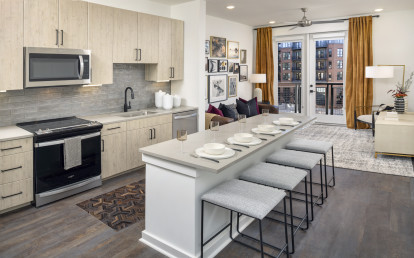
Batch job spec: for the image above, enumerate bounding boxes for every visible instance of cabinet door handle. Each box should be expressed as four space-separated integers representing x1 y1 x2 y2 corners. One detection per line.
1 146 22 152
61 30 64 45
153 128 156 139
149 129 153 140
56 29 59 46
2 192 23 199
107 126 121 131
170 67 173 78
1 166 23 173
138 49 142 61
172 67 175 78
102 139 105 152
135 48 139 61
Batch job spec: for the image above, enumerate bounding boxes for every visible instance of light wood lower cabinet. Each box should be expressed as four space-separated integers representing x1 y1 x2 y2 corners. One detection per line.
0 178 33 212
0 151 33 185
101 131 127 179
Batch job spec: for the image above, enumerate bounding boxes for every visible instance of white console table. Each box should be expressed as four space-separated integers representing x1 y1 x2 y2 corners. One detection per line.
375 112 414 158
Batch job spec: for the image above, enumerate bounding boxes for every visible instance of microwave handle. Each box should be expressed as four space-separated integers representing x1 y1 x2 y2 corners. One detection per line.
79 55 85 79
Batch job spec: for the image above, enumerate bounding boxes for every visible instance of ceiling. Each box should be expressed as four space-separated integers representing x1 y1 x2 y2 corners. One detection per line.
148 0 193 5
206 0 414 27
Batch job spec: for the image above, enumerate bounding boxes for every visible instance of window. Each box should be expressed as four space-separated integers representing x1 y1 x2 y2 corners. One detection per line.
282 52 291 60
337 60 343 69
294 62 301 70
337 48 343 57
317 61 325 70
295 72 302 81
282 73 291 81
283 63 291 70
317 50 325 58
317 72 325 80
337 71 343 80
328 61 332 69
328 48 332 57
328 73 332 81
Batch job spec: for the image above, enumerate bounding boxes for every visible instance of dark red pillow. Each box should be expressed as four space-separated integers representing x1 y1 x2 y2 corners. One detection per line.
239 97 260 114
207 104 224 116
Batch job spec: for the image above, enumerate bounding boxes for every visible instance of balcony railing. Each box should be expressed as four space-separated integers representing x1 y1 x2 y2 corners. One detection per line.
316 41 328 48
315 82 344 115
278 83 301 113
292 55 301 61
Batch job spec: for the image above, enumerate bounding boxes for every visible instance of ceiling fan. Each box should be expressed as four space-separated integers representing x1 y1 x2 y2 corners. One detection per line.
288 8 344 30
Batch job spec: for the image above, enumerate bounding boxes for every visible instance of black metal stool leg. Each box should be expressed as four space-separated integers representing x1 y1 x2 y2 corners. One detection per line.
201 200 204 258
309 169 314 221
259 220 264 258
283 198 290 257
332 146 336 186
289 191 294 254
305 177 309 229
324 154 328 198
316 159 324 206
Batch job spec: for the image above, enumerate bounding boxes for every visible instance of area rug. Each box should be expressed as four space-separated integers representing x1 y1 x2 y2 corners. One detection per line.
77 180 145 231
294 124 414 177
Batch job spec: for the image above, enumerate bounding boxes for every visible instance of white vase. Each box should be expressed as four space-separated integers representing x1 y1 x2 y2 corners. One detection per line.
155 90 165 108
173 95 181 107
163 94 173 110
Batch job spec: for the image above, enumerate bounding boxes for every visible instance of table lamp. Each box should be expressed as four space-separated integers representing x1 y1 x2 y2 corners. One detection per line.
365 66 394 79
250 74 266 102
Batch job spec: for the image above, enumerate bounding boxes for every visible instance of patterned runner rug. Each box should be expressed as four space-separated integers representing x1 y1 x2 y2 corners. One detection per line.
294 124 414 177
77 179 145 231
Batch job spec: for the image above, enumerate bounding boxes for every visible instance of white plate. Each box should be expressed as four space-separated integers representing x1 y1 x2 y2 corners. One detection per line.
273 120 300 126
227 137 262 146
252 128 282 135
195 147 236 159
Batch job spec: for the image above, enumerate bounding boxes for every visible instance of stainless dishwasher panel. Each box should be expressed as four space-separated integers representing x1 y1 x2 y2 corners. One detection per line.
172 110 198 138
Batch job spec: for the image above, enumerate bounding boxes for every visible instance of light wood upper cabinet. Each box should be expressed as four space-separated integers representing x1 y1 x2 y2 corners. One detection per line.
101 131 127 179
171 19 184 80
145 17 183 81
58 0 88 49
0 0 23 91
88 3 114 85
113 8 138 63
137 13 159 64
24 0 59 48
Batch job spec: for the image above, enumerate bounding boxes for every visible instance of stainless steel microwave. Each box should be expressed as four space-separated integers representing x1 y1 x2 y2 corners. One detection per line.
24 47 91 88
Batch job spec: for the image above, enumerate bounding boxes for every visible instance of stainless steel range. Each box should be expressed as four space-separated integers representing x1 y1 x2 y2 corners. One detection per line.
17 117 103 207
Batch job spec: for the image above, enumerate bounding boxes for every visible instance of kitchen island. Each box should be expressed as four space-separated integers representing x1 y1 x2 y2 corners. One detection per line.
139 113 316 258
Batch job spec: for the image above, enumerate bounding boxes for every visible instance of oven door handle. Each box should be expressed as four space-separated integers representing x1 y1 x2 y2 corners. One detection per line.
35 132 101 148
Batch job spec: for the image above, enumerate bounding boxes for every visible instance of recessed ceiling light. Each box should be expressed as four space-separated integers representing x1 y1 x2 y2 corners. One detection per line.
374 8 383 12
226 5 235 10
269 21 276 24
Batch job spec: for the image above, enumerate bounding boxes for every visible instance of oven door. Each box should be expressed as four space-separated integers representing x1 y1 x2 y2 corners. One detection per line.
34 132 101 194
24 47 91 88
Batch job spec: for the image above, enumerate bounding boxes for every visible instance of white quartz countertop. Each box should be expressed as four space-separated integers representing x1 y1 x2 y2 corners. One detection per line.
140 113 316 173
0 126 33 142
82 106 198 125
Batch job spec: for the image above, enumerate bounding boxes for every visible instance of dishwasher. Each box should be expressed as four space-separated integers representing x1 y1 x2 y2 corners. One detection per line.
172 110 198 138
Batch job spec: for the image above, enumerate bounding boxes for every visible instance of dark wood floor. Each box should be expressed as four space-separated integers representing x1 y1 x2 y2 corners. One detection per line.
1 166 413 258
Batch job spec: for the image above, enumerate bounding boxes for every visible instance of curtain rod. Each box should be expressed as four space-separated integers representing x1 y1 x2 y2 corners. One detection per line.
253 15 380 30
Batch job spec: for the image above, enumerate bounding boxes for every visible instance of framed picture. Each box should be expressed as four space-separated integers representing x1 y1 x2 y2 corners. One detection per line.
205 40 210 55
208 74 228 103
205 57 208 72
240 49 247 64
227 41 239 59
228 75 238 97
239 65 248 81
228 62 235 73
218 60 228 72
208 59 218 73
233 63 240 74
210 36 226 58
206 76 208 100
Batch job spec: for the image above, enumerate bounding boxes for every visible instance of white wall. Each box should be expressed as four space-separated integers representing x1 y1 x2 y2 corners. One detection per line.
372 9 414 111
84 0 171 17
205 15 254 108
171 0 206 131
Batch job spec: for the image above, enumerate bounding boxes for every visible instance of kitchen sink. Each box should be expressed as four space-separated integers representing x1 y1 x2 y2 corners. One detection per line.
116 110 159 118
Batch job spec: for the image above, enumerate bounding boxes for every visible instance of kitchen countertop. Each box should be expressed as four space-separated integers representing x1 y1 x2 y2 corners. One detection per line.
82 106 198 125
0 126 34 142
140 113 316 173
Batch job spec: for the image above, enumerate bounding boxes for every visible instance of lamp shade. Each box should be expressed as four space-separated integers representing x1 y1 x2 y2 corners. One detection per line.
365 66 394 78
250 74 267 83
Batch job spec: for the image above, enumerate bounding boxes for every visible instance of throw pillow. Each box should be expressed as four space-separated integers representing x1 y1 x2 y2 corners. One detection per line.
207 104 224 116
236 99 258 118
239 97 260 114
219 103 239 120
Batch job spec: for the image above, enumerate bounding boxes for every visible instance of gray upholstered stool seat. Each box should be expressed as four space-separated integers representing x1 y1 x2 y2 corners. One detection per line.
201 179 286 220
266 149 322 170
240 163 307 191
285 139 332 154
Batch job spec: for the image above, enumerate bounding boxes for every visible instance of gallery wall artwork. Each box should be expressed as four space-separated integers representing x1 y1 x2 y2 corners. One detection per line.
208 59 218 73
239 65 248 82
228 75 238 97
210 36 226 58
208 74 228 103
218 60 228 72
205 40 210 55
240 49 247 64
227 41 239 59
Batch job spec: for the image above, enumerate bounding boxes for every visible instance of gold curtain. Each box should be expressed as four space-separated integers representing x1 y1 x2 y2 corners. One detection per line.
345 16 373 129
255 27 275 105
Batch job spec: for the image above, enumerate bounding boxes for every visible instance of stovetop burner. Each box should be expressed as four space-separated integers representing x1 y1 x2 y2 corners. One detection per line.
17 116 102 136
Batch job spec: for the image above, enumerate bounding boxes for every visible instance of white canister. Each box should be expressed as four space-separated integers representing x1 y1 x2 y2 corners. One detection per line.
162 94 173 110
173 95 181 108
155 90 166 108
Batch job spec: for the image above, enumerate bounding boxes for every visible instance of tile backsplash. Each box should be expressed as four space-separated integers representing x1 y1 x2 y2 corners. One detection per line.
0 64 170 127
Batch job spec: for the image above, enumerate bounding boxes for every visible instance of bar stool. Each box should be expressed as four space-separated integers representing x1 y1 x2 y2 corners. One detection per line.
266 149 324 221
201 179 289 258
239 162 308 254
285 139 336 197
